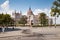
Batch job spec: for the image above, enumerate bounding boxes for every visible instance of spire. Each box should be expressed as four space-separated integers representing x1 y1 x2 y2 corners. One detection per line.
27 6 34 15
20 11 22 13
29 6 31 10
15 10 16 14
20 11 22 15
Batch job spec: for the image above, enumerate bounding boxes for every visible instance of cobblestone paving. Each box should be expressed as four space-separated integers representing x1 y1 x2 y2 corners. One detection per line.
0 27 60 40
0 34 60 40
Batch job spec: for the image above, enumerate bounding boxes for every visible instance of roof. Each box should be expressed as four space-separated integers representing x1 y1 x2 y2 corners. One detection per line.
27 7 34 15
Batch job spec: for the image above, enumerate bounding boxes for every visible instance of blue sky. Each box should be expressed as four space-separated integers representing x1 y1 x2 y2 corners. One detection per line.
1 0 60 24
9 0 54 10
0 0 54 13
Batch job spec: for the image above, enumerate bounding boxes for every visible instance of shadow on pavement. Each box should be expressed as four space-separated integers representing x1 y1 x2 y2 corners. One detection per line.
23 32 44 37
0 28 21 32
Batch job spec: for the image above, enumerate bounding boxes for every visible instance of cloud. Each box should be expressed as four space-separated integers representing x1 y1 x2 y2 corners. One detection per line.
1 0 9 11
33 8 60 24
33 8 51 17
33 9 43 15
0 0 14 16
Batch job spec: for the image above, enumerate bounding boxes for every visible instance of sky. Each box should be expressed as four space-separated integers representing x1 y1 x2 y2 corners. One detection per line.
0 0 60 24
0 0 54 15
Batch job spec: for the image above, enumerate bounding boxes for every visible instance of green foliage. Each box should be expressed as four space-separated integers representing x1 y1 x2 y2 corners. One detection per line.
32 25 49 27
0 14 14 27
19 16 27 25
51 0 60 17
39 13 48 26
50 0 60 28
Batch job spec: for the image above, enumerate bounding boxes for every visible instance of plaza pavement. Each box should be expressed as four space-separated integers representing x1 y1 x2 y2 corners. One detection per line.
0 26 60 40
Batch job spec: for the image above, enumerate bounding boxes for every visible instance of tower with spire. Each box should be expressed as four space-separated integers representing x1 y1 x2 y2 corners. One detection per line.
12 10 22 23
27 7 34 15
27 7 34 26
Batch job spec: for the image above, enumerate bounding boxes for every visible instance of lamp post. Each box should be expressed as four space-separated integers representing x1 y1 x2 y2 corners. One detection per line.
54 12 58 28
55 15 56 28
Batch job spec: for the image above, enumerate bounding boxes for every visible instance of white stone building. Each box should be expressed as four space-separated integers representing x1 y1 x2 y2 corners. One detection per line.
11 8 53 26
27 8 35 25
12 11 22 24
27 8 53 25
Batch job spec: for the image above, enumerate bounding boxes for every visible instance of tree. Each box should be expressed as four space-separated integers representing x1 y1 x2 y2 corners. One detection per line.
39 13 48 26
0 14 14 27
19 15 27 25
9 18 15 26
50 0 60 28
0 13 15 32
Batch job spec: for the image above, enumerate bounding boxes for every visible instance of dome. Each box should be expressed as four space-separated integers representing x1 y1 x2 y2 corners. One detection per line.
27 7 34 15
